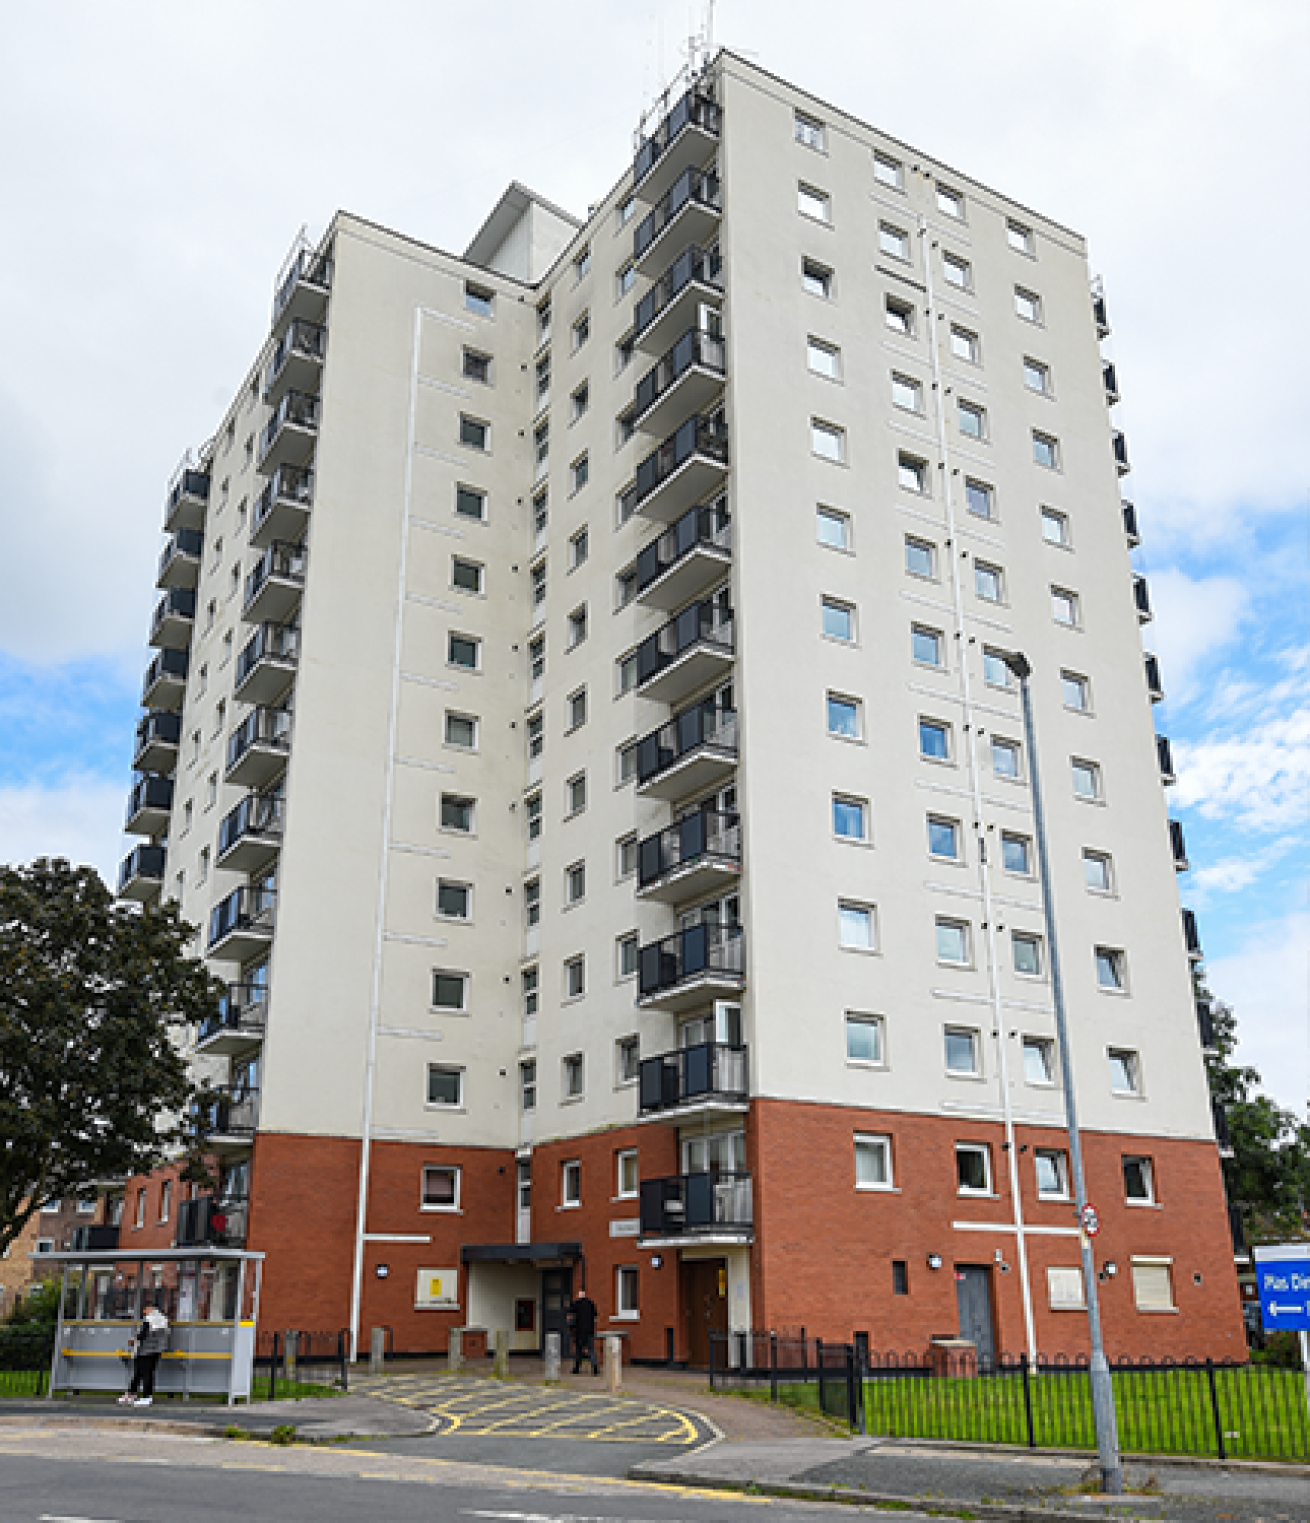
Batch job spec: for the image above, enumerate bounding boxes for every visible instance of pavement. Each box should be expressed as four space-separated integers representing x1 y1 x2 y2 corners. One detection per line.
5 1361 1308 1521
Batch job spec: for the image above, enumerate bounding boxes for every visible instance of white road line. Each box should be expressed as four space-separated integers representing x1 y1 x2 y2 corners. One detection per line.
40 1515 124 1523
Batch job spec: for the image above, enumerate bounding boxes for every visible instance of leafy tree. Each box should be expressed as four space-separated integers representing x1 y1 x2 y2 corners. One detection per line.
0 858 223 1258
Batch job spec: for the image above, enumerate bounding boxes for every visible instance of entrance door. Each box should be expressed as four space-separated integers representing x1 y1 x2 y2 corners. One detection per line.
954 1264 996 1365
682 1258 728 1368
541 1267 573 1359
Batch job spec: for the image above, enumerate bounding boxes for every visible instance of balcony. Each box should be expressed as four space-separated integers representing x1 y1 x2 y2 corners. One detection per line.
638 922 744 1012
1182 908 1202 964
632 85 721 204
204 1087 261 1150
1195 995 1216 1050
163 467 210 533
1132 573 1152 624
251 464 313 549
117 844 165 903
1157 734 1176 785
156 528 203 591
636 500 731 611
148 587 196 649
1169 818 1189 872
637 811 741 904
633 413 728 523
639 1170 752 1246
639 1042 748 1121
176 1193 248 1247
1121 500 1140 547
125 773 174 836
637 702 737 800
1103 362 1120 404
217 789 285 872
69 1225 119 1253
1228 1203 1248 1262
141 647 189 709
133 711 181 774
257 389 320 475
1212 1099 1234 1157
633 167 722 276
1093 291 1110 339
1112 429 1131 476
633 328 726 438
243 541 306 625
225 705 291 788
197 984 268 1056
635 599 733 706
1144 653 1164 703
265 318 326 402
235 622 299 704
207 885 276 962
633 244 723 353
272 244 332 330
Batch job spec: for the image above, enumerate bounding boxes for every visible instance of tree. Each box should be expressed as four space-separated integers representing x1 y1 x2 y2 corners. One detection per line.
0 858 223 1258
1203 987 1310 1246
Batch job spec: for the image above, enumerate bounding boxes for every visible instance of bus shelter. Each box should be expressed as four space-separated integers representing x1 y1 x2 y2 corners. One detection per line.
42 1245 263 1404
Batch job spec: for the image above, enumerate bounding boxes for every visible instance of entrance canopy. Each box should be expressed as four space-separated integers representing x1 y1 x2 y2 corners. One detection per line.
460 1241 581 1265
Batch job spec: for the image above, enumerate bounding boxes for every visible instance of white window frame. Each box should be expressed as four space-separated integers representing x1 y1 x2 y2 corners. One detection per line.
615 1264 640 1318
1035 1148 1070 1199
807 337 841 380
561 1159 582 1207
426 1064 464 1109
421 1165 461 1212
615 1148 639 1199
944 1026 981 1078
798 182 832 224
561 1051 585 1101
936 917 971 966
1108 1047 1142 1096
431 970 469 1013
955 1142 993 1195
838 899 877 952
845 1012 886 1067
855 1133 894 1190
879 222 910 261
811 418 846 463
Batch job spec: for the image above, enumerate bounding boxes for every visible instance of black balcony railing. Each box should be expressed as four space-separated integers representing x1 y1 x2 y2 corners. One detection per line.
134 710 181 759
218 790 285 859
199 983 269 1046
634 245 723 338
1103 362 1120 402
149 587 196 638
637 703 737 786
69 1225 119 1253
125 773 174 826
634 413 728 506
259 389 320 461
1195 996 1215 1049
1093 292 1110 337
176 1193 248 1248
639 1042 748 1115
165 467 210 522
638 810 740 890
1228 1202 1248 1258
1121 500 1139 544
266 318 327 389
1113 429 1131 474
633 329 726 420
236 622 300 688
1182 908 1202 962
252 463 314 535
1156 734 1175 783
226 706 292 774
208 885 276 951
141 647 189 702
636 599 733 689
1144 653 1164 701
117 843 165 894
204 1086 261 1139
157 528 203 580
633 86 721 187
634 167 721 262
639 1170 752 1238
1212 1100 1233 1151
273 246 333 324
244 541 307 611
1133 573 1152 620
639 922 744 999
636 501 731 595
1169 818 1189 871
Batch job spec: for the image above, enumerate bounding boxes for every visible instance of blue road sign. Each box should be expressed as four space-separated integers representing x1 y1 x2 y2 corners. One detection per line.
1253 1244 1310 1334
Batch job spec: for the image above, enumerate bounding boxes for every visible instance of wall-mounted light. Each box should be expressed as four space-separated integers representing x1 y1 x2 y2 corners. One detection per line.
927 1254 943 1271
1098 1261 1117 1282
376 1265 389 1279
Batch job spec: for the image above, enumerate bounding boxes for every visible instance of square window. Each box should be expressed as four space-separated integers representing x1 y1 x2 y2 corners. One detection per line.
927 815 960 859
1096 946 1127 992
437 880 471 920
879 223 910 260
833 795 868 841
440 794 474 833
565 955 585 999
1072 758 1101 800
422 1165 459 1210
1062 671 1090 711
958 399 986 439
956 1143 991 1194
520 1059 537 1112
1132 1258 1174 1310
846 1014 885 1065
798 183 831 222
873 151 903 189
448 633 480 670
617 934 639 980
1083 850 1112 893
943 252 971 289
464 283 494 317
795 111 825 149
427 1065 463 1106
937 185 965 219
821 597 855 642
562 1159 581 1205
898 454 928 494
522 966 539 1017
1013 931 1043 977
974 561 1004 602
913 625 944 668
919 718 950 761
839 901 876 951
811 418 846 462
565 861 586 904
616 1147 639 1197
1015 286 1042 323
965 479 994 519
982 648 1013 688
827 693 861 739
1109 1048 1141 1095
945 1027 980 1075
905 537 935 578
802 258 833 299
950 326 979 363
616 1264 640 1316
455 486 486 521
1033 431 1060 470
1023 357 1051 395
459 416 489 451
817 506 850 550
567 688 587 730
445 712 477 749
432 971 467 1011
992 737 1022 779
462 348 492 384
1123 1157 1155 1204
885 297 914 336
807 338 841 379
562 1052 584 1098
566 773 587 816
892 374 922 413
1024 1036 1055 1086
1007 220 1035 255
571 455 589 493
1035 1149 1070 1198
936 918 970 965
1051 586 1080 626
1041 507 1069 545
855 1134 893 1189
452 557 483 594
616 1035 640 1083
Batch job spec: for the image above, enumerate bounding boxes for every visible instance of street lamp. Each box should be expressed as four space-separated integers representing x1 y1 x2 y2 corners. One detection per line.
1005 650 1124 1496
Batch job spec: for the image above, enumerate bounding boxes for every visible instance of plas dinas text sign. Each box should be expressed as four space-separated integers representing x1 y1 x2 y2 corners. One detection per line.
1252 1243 1310 1334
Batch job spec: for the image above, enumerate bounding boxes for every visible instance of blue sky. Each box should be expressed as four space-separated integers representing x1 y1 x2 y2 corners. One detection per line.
1 0 1305 1111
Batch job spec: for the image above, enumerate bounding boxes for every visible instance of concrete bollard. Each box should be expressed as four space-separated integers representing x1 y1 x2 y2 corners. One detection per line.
369 1326 386 1377
448 1327 463 1374
284 1329 299 1384
543 1331 561 1382
493 1328 510 1378
604 1334 622 1393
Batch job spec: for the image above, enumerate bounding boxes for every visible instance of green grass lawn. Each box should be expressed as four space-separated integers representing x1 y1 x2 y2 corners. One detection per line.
0 1369 47 1398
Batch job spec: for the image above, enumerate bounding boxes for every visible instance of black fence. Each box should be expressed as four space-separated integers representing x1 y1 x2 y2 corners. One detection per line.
254 1329 349 1399
709 1334 1310 1463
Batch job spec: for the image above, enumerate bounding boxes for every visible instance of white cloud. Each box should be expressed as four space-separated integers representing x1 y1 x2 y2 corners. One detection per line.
0 777 123 886
1175 710 1310 831
1208 911 1310 1116
1190 850 1286 900
1146 569 1249 703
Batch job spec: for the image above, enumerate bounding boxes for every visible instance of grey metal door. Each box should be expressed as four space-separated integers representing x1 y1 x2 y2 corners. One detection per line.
954 1265 996 1365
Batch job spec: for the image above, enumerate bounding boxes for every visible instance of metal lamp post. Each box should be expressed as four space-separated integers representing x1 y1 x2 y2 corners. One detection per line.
1005 650 1124 1496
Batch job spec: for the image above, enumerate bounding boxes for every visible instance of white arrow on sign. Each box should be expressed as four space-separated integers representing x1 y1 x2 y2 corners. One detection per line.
1268 1301 1307 1316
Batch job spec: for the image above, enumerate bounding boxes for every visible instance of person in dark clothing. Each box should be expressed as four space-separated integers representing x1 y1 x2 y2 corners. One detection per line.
118 1301 170 1406
566 1289 599 1374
